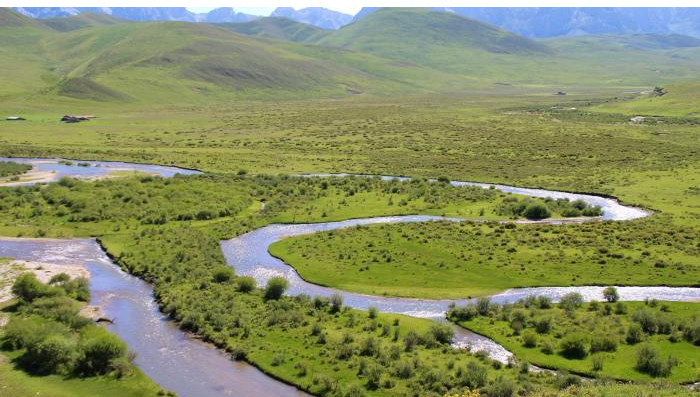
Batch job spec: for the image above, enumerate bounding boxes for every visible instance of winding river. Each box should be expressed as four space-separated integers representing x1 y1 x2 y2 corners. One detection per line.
0 158 697 396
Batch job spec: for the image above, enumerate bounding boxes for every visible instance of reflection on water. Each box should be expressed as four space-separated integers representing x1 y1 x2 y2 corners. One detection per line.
0 157 200 185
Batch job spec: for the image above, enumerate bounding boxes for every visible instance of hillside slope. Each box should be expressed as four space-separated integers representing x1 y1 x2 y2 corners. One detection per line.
217 17 330 43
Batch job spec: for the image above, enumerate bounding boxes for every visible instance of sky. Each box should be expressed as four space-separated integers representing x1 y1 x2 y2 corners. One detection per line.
187 7 362 16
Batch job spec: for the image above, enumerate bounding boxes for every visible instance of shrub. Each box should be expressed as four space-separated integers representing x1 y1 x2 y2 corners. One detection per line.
236 276 256 293
523 331 538 348
12 273 57 302
360 336 380 356
602 286 619 303
541 341 555 355
636 345 675 377
330 293 343 313
78 330 128 375
2 317 56 350
212 267 234 283
558 373 581 389
264 277 288 300
632 308 658 334
363 364 383 389
592 356 604 371
24 334 76 375
534 317 552 334
626 323 644 344
368 306 378 319
590 335 617 352
559 292 584 312
523 202 551 220
450 304 478 321
486 375 516 397
429 323 454 344
271 353 285 366
392 359 414 379
476 297 491 315
457 361 487 389
560 333 588 359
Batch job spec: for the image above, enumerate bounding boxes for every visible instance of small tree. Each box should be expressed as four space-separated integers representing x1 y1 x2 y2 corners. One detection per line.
264 277 288 300
523 202 551 220
602 286 619 303
559 292 584 312
560 333 588 359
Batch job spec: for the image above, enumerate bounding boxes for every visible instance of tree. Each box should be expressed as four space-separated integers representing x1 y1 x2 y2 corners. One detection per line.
602 286 619 303
523 202 551 220
264 277 288 300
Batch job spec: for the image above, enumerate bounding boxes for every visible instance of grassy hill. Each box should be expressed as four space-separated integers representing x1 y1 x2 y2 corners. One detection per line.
41 12 124 32
217 17 330 43
3 7 700 105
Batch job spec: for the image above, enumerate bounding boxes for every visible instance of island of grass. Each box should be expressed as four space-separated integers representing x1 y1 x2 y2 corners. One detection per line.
268 220 699 299
0 161 31 180
448 292 700 383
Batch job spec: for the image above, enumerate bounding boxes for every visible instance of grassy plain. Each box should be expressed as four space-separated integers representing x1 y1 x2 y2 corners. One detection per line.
0 354 162 397
450 300 700 383
269 220 699 299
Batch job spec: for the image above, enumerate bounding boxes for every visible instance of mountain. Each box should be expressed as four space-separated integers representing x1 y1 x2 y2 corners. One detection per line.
11 7 259 24
271 7 352 30
41 12 124 32
354 7 700 39
202 8 258 23
320 8 550 74
217 17 330 43
12 7 79 19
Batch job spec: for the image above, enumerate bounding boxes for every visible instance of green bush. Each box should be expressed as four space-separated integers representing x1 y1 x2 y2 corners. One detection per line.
486 375 516 397
523 202 551 220
590 334 617 352
559 292 584 312
236 276 256 293
522 331 538 348
264 277 289 300
12 273 57 302
212 267 234 283
560 333 589 359
78 329 128 375
428 323 454 344
457 361 487 389
635 345 675 377
626 323 644 344
602 286 619 303
23 334 76 375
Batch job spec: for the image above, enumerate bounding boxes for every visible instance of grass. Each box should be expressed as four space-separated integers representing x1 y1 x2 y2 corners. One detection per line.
0 350 163 397
450 300 700 383
269 219 699 299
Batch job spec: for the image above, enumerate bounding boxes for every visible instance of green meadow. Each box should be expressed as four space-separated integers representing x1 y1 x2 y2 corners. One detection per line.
449 299 700 383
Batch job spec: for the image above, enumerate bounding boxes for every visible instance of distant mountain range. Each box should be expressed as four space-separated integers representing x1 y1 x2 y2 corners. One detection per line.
355 7 700 38
3 6 700 105
270 7 352 30
11 7 348 28
13 7 700 38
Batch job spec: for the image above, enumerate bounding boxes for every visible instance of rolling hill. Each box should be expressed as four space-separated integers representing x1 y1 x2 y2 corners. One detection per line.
217 17 330 43
3 7 700 106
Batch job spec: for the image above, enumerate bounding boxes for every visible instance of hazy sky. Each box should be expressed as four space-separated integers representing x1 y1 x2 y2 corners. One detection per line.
187 7 362 16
